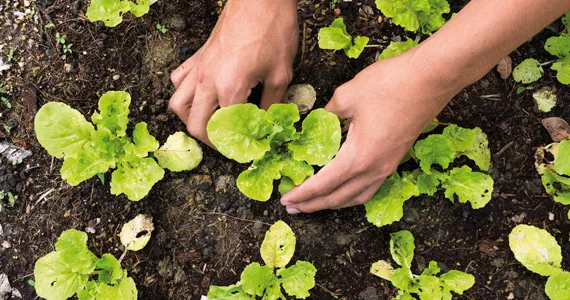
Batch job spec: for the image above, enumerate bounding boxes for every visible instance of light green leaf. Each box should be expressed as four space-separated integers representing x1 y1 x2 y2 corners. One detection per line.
90 128 126 160
541 168 570 205
365 173 420 227
34 251 90 300
391 268 414 291
54 229 98 275
512 58 543 84
77 275 137 300
277 261 317 299
551 58 570 85
91 91 131 137
461 127 491 171
419 0 450 34
545 271 570 300
555 139 570 176
260 221 296 268
441 166 493 209
421 261 441 276
61 143 115 186
416 172 442 196
289 109 341 166
132 122 159 157
545 36 570 58
442 125 476 152
280 155 314 185
207 104 273 163
237 153 283 201
154 132 203 172
370 260 395 281
318 18 352 50
390 230 415 269
267 103 300 128
345 36 369 59
120 214 154 251
508 224 563 276
394 291 416 300
86 0 131 27
440 270 475 295
416 275 442 299
96 254 123 285
375 0 430 32
128 0 149 17
379 38 418 60
532 87 557 113
414 134 455 173
110 157 165 201
207 284 253 300
278 177 296 196
240 263 274 297
34 102 95 159
263 281 285 300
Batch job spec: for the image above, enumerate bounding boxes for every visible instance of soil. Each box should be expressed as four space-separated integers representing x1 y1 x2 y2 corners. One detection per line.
1 0 570 299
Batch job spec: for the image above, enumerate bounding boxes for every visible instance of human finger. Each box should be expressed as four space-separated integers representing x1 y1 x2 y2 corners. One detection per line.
260 72 291 109
169 68 198 125
338 180 383 209
171 54 199 89
187 83 218 145
324 85 353 120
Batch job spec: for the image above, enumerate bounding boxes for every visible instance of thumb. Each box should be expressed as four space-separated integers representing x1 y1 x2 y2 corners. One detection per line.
324 85 353 120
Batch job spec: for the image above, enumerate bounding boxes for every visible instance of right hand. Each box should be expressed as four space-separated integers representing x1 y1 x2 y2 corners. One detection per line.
169 0 299 145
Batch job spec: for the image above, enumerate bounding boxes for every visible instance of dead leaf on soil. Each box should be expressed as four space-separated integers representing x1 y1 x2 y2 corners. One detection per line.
535 142 559 175
120 214 154 251
496 56 512 80
541 117 570 142
22 83 37 115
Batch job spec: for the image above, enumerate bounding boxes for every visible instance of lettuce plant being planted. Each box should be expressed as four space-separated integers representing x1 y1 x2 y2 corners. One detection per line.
34 91 203 201
371 230 475 299
208 221 317 299
86 0 156 27
365 124 494 227
535 137 570 218
207 103 341 201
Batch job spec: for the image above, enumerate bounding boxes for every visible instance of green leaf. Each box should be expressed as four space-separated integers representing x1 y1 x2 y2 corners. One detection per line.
391 267 414 290
91 91 131 137
267 103 300 128
318 18 352 50
86 0 131 27
278 177 296 196
370 260 395 281
512 58 543 84
414 134 455 173
77 275 137 300
90 128 126 160
545 36 570 58
419 0 450 34
280 155 314 185
345 36 369 59
61 142 115 186
34 102 95 159
240 263 274 297
288 109 341 166
154 132 203 172
541 168 570 204
416 275 442 299
442 125 476 152
545 271 570 300
96 254 123 285
237 153 283 201
110 157 165 201
551 58 570 85
207 104 273 163
532 87 557 113
461 127 491 171
441 166 493 209
555 138 570 176
365 173 420 227
34 251 90 300
416 172 442 196
132 122 159 157
379 38 418 60
440 270 475 295
421 261 441 276
54 230 98 275
120 214 154 251
375 0 430 32
208 284 253 300
277 261 317 299
128 0 149 17
260 221 296 268
262 281 285 300
508 224 563 276
390 230 415 269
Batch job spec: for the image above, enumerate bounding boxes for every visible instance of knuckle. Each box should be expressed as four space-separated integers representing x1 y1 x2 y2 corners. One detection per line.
168 97 183 112
187 123 205 140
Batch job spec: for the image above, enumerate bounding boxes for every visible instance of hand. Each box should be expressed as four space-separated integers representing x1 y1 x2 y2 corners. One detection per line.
280 49 462 213
169 0 298 144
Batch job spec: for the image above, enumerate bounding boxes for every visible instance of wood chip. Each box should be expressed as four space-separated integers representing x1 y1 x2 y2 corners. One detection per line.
496 56 512 80
541 117 570 142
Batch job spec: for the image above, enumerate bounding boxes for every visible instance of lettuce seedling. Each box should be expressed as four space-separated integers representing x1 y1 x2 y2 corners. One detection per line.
208 221 317 299
535 138 570 216
365 125 494 227
512 58 544 84
318 18 370 59
371 230 475 299
378 38 418 60
34 229 137 300
207 103 341 201
34 91 203 201
375 0 450 34
509 225 570 300
86 0 152 27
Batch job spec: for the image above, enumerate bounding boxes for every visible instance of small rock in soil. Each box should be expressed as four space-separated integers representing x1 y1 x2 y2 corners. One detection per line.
510 213 526 223
1 241 11 249
284 84 316 114
215 175 235 192
358 287 379 300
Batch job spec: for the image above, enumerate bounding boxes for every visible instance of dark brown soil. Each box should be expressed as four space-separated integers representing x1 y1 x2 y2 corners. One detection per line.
1 0 569 299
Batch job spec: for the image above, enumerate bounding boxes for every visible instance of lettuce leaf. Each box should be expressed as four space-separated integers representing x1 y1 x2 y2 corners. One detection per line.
277 261 317 299
131 122 159 157
318 18 369 59
260 221 296 269
442 124 476 152
461 127 491 171
154 132 203 172
414 134 455 173
513 58 543 84
61 143 115 186
110 157 165 201
365 173 420 227
86 0 132 27
440 270 475 295
440 166 493 209
375 0 429 32
545 271 570 300
236 153 283 201
541 168 570 205
508 224 563 276
555 139 570 176
378 38 418 60
91 91 131 137
96 254 123 285
345 36 370 59
240 263 274 297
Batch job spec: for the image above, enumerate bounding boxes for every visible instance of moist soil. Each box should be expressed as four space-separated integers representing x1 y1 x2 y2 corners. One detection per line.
1 0 570 299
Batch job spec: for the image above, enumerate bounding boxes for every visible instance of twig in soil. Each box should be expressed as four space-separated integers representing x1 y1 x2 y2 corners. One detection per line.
364 44 384 48
35 188 54 205
316 284 342 299
540 60 557 66
494 141 514 157
198 211 271 226
480 94 502 101
118 247 129 264
13 273 33 282
295 21 308 71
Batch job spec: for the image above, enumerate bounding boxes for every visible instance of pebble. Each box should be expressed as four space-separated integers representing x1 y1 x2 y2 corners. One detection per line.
507 292 514 299
64 63 72 73
1 241 11 249
85 227 96 234
548 212 554 221
284 84 316 114
112 75 120 80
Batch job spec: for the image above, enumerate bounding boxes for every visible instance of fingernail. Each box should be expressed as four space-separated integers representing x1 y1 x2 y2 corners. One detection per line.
280 198 290 205
286 207 300 214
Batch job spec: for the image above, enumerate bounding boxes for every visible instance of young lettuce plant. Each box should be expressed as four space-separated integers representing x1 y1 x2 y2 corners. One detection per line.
207 103 341 201
86 0 156 27
535 137 570 218
34 91 202 201
378 38 418 60
371 230 475 299
207 221 317 299
509 225 570 300
365 125 494 227
375 0 450 34
318 18 370 59
34 229 137 300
